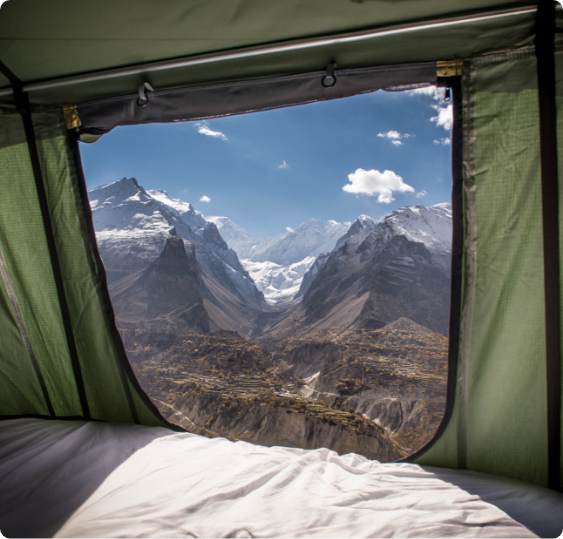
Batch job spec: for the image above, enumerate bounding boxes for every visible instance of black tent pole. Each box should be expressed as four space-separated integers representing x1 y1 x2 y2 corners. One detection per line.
535 0 562 492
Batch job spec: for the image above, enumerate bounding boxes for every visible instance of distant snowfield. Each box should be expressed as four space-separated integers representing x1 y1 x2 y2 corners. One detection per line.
241 256 317 306
207 216 349 307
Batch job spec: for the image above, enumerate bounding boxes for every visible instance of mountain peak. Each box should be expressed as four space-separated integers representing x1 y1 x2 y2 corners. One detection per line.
155 235 191 269
110 235 210 334
202 222 229 251
383 203 452 254
335 214 377 249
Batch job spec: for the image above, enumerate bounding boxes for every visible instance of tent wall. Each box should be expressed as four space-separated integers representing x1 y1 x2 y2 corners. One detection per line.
75 62 437 137
0 0 561 493
0 107 171 427
415 48 563 491
0 1 540 106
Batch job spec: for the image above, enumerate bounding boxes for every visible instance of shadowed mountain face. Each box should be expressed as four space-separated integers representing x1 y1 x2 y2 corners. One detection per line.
111 235 210 334
355 237 450 334
89 177 266 310
263 205 452 337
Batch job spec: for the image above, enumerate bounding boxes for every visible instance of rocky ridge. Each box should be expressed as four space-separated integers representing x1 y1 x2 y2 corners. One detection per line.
263 203 452 337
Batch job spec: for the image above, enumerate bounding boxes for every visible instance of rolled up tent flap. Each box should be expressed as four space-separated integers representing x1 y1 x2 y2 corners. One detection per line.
75 62 438 137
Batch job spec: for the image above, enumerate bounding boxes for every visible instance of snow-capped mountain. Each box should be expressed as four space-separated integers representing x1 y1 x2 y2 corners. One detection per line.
207 216 349 305
89 178 266 334
209 216 348 266
148 189 207 231
206 216 260 255
90 178 347 309
90 178 452 336
264 203 452 337
334 214 379 250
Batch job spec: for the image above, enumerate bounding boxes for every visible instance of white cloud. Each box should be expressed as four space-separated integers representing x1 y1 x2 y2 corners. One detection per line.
278 160 288 169
342 168 415 204
409 86 454 131
378 130 413 145
378 130 401 140
431 104 453 131
416 190 428 198
327 220 341 227
433 137 451 146
344 221 352 226
409 85 443 100
286 226 295 233
200 195 211 203
194 123 227 140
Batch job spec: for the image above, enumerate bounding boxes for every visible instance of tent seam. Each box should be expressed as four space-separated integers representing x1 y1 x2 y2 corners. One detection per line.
458 57 478 471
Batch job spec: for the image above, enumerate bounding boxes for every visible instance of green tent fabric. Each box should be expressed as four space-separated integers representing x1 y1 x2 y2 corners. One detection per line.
0 0 561 495
0 107 169 427
0 1 545 106
417 48 563 491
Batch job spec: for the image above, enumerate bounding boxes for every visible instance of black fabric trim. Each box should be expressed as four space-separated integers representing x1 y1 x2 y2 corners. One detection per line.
76 62 437 136
400 75 463 464
536 0 562 492
68 131 184 433
0 60 91 420
0 61 19 86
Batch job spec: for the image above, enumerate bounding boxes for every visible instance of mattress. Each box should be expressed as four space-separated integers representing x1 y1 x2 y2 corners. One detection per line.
0 418 561 538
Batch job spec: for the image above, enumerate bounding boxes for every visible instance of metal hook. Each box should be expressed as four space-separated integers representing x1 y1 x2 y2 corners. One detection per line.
322 62 337 87
137 82 155 107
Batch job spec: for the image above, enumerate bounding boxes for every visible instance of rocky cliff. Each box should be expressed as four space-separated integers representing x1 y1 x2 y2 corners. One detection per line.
263 204 452 337
110 234 210 334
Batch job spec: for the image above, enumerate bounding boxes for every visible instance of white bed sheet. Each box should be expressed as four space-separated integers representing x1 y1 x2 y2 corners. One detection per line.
0 418 561 538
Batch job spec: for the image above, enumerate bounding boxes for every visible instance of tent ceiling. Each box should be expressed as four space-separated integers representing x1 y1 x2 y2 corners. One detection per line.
0 0 543 105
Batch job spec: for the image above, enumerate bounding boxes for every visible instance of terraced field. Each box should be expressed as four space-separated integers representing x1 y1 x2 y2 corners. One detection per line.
127 320 447 460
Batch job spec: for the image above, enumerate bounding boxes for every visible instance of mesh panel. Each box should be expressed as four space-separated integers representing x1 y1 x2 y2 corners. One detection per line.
0 247 49 416
0 107 168 426
0 111 81 416
417 50 558 488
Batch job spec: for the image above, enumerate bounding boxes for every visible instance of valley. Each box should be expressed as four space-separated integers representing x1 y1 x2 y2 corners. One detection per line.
126 318 447 459
90 177 452 461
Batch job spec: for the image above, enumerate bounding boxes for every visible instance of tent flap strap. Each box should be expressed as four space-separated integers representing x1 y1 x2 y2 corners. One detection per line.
436 59 463 77
63 104 82 129
535 0 562 492
0 60 91 420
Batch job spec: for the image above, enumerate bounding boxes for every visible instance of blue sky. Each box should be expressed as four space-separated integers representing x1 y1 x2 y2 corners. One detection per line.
81 86 452 238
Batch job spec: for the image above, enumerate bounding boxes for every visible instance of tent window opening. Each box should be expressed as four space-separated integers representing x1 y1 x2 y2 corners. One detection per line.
82 85 454 461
